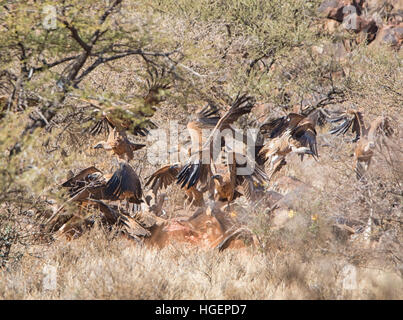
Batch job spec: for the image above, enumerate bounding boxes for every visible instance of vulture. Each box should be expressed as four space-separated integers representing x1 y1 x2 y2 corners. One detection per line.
292 104 334 128
328 109 394 179
93 126 145 161
61 163 143 205
144 103 221 208
143 66 172 107
45 164 144 238
52 171 163 241
186 102 221 154
145 163 205 208
176 94 268 208
258 113 319 180
84 66 172 137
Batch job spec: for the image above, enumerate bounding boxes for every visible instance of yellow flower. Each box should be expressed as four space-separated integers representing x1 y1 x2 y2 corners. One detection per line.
311 214 319 221
230 211 237 218
288 209 295 218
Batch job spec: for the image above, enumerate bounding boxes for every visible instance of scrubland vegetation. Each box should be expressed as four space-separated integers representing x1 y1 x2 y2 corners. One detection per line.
0 0 402 299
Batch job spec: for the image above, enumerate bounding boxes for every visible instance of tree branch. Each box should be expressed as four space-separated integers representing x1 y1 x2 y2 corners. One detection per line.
74 49 178 85
89 0 123 45
33 55 81 73
59 18 91 52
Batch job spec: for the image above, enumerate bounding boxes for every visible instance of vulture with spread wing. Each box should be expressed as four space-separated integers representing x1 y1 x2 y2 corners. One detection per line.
328 109 394 179
87 66 171 137
144 103 221 208
258 113 319 180
61 162 143 205
176 94 268 208
145 163 205 208
84 66 173 163
93 126 145 161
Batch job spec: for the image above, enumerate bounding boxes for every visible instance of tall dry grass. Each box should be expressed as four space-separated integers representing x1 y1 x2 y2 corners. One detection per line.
1 223 401 300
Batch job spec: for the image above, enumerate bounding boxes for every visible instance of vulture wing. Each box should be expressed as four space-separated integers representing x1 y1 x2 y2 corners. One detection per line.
105 162 143 202
260 113 305 139
187 102 221 154
329 110 364 142
145 164 181 195
177 94 255 189
61 167 104 198
291 119 319 159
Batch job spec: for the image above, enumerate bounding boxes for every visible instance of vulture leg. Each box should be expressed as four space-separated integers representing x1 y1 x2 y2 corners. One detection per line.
225 196 234 212
184 192 192 211
267 156 286 180
188 198 196 210
355 158 371 181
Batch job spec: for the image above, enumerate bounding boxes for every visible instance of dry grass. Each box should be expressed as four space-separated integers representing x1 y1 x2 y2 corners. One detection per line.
1 0 402 300
1 223 401 300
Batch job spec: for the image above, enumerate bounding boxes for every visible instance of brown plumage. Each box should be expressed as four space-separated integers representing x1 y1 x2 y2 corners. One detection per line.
61 162 143 205
143 103 221 208
177 94 256 189
259 113 319 180
211 150 268 205
83 100 158 137
211 153 239 203
292 104 334 127
143 66 172 107
329 110 394 179
177 94 267 207
93 126 145 161
47 164 143 236
104 162 143 204
85 67 171 137
61 166 106 202
186 102 221 155
48 196 163 242
145 163 205 208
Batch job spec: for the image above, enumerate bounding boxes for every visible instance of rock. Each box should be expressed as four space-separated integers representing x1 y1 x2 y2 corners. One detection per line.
318 0 364 22
370 23 403 49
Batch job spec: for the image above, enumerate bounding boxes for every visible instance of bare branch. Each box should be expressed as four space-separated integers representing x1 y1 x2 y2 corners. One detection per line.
33 55 81 73
59 18 91 52
74 49 179 85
